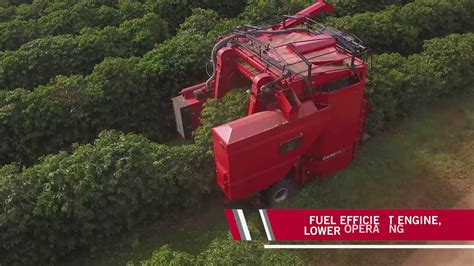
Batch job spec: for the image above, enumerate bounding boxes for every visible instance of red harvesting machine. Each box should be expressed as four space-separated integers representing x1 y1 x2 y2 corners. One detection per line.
173 0 369 204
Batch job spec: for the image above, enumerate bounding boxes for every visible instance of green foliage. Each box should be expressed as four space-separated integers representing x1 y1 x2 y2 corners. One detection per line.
0 13 243 262
35 1 121 35
328 6 418 53
1 0 472 168
0 76 92 165
139 233 306 265
327 0 412 16
241 0 312 24
0 13 243 166
0 130 212 264
178 8 219 34
0 0 244 48
147 0 246 32
140 245 197 266
0 4 16 22
0 1 128 51
0 0 119 23
194 89 249 153
118 0 147 20
365 33 474 133
0 12 169 90
327 0 474 54
7 0 73 21
0 57 152 165
241 0 411 23
422 33 474 92
364 53 408 132
3 0 32 6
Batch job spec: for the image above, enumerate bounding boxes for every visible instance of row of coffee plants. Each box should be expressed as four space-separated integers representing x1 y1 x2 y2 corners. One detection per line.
0 0 470 166
139 235 305 265
0 1 127 51
0 12 169 90
327 0 473 54
0 0 247 51
0 130 212 264
365 33 474 133
0 9 238 165
241 0 413 24
1 33 472 264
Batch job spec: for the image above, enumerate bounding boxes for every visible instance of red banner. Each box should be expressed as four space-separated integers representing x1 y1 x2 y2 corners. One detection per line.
225 209 252 241
258 209 474 241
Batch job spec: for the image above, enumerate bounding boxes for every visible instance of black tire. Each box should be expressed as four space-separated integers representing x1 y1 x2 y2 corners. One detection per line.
264 178 297 206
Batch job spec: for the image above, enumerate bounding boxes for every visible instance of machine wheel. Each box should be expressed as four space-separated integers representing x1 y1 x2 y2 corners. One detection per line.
264 178 297 206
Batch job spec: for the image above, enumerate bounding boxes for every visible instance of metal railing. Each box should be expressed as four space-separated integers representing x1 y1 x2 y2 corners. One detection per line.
230 17 369 92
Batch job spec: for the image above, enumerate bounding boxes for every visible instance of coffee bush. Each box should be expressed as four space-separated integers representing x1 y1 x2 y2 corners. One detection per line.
365 33 474 133
327 0 473 53
0 13 169 90
0 130 212 264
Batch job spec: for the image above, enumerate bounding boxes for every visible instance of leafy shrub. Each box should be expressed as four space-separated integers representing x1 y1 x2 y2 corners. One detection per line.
422 33 474 92
4 0 72 21
365 33 474 133
2 0 32 7
0 59 143 165
194 89 249 153
327 0 412 16
241 0 312 24
364 53 408 132
241 0 412 24
327 0 474 54
178 8 219 34
0 0 120 23
0 4 15 22
140 245 197 266
0 12 243 166
1 0 472 167
0 1 127 51
0 130 212 264
0 0 242 48
118 0 147 20
139 233 306 266
147 0 247 32
0 13 169 90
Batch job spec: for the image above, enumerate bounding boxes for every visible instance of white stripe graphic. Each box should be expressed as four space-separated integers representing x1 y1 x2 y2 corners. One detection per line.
259 209 273 241
264 245 474 249
236 209 252 241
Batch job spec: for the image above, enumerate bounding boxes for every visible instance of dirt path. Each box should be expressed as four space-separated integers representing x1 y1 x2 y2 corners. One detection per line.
403 137 474 266
403 192 474 266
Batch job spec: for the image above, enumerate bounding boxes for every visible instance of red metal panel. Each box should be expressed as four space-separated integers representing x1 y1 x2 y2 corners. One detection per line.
212 102 330 200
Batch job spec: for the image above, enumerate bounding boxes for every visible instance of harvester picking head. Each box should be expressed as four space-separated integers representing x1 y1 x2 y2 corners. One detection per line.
172 0 369 202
